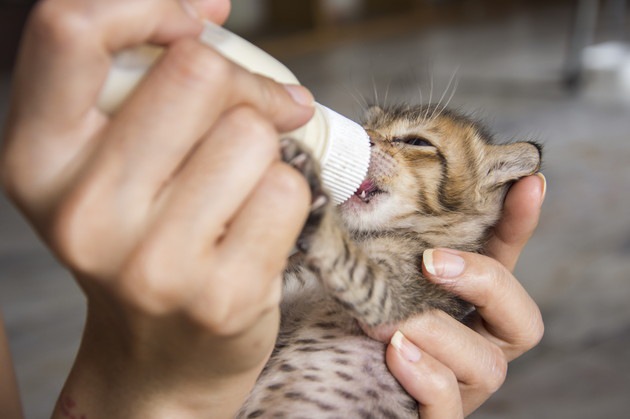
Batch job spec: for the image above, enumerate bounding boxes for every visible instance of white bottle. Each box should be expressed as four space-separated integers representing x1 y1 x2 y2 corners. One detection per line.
98 21 370 205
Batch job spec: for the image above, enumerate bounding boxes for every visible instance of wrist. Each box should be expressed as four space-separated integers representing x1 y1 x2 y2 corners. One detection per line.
51 305 270 419
53 340 261 419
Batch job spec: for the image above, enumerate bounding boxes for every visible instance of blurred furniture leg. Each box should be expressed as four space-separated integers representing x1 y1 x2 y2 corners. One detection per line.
564 0 599 90
564 0 626 90
602 0 627 41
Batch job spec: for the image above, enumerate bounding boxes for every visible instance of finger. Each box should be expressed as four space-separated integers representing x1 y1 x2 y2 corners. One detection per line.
107 104 285 308
191 162 310 334
484 174 546 271
215 161 310 272
101 37 313 198
398 311 507 414
153 106 291 250
400 311 507 391
2 0 205 207
387 331 464 419
12 0 204 129
423 249 544 359
114 104 289 300
183 0 232 24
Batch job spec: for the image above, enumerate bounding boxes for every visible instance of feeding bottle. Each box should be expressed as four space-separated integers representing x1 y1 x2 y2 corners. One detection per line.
98 21 370 204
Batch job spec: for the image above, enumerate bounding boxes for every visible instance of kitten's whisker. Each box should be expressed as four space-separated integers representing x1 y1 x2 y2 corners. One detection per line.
435 77 459 121
348 71 369 109
347 87 368 111
406 65 425 110
383 79 392 109
429 66 459 123
423 73 434 123
416 84 424 109
372 74 380 107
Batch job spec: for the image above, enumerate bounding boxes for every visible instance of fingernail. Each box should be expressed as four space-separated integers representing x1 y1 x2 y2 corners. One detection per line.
391 330 421 363
535 172 547 203
284 84 315 107
311 194 328 211
423 249 465 279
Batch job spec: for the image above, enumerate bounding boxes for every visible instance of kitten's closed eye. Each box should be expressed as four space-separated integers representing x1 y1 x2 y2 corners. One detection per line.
394 137 434 147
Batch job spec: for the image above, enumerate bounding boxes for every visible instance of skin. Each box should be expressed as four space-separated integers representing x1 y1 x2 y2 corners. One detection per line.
0 0 544 417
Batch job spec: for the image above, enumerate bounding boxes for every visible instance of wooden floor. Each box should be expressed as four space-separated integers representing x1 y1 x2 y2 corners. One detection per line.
2 2 630 418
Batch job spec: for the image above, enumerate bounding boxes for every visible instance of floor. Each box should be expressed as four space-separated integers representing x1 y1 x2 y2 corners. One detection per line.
1 3 630 419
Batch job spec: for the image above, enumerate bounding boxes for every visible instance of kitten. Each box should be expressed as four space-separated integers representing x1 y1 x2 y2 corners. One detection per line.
237 104 542 419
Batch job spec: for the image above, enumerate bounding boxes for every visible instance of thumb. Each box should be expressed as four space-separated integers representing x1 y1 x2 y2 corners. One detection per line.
484 174 546 271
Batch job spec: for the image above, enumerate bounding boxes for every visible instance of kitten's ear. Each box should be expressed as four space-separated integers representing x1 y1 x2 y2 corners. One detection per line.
483 142 542 188
364 105 384 122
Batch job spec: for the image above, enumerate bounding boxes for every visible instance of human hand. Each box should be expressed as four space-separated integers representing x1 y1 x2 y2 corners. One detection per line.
386 174 546 418
1 0 315 417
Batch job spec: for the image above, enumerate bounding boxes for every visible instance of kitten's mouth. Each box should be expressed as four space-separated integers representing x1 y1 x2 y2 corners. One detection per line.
354 179 383 204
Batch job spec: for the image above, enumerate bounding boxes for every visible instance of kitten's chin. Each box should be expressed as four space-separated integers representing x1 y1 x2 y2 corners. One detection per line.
339 192 385 219
338 189 393 231
342 192 385 208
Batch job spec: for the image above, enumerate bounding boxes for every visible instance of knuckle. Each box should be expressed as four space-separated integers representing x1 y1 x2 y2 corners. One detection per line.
202 305 267 338
29 0 93 47
482 347 508 394
119 242 187 315
254 77 297 123
49 189 103 275
255 78 281 114
266 163 310 200
414 310 447 341
473 258 509 307
164 39 232 88
522 308 545 350
218 107 281 168
425 366 458 397
532 317 545 347
189 292 235 336
188 268 280 337
198 310 237 336
228 107 279 155
484 258 507 289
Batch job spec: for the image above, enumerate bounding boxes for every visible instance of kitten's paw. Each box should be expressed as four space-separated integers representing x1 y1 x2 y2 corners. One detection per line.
279 137 330 252
280 137 324 196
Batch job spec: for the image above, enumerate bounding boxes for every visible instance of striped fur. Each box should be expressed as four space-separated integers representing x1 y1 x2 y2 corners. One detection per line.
237 105 542 418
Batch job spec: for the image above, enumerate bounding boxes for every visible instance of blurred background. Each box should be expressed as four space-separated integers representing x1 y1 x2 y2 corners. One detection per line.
1 0 629 418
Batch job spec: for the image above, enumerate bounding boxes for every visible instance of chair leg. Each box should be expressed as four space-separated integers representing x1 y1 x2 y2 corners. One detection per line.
601 0 627 41
564 0 599 90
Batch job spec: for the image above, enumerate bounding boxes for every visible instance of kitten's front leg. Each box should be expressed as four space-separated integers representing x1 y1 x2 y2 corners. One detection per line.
279 140 400 325
278 137 330 249
278 138 347 260
280 138 413 326
302 219 403 326
305 223 465 327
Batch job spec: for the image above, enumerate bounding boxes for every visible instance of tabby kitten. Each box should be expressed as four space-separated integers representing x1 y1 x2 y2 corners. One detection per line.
237 104 542 419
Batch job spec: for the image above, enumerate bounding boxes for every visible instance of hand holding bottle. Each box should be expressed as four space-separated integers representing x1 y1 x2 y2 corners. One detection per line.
99 20 371 204
1 0 315 416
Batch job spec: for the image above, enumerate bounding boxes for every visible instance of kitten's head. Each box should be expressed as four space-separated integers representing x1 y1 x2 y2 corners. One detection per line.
339 105 541 249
